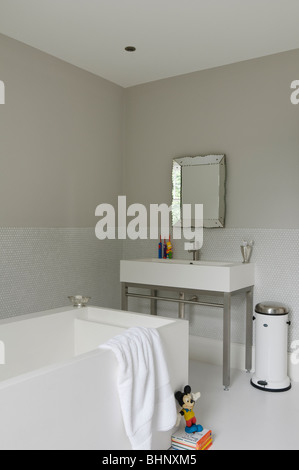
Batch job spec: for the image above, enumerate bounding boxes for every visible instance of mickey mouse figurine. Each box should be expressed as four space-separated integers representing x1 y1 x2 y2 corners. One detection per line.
174 385 203 433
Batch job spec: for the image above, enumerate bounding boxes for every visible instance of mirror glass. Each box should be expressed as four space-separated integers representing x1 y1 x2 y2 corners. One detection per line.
172 154 226 228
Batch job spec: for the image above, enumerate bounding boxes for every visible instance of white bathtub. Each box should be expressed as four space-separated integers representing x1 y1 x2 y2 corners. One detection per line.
0 306 188 450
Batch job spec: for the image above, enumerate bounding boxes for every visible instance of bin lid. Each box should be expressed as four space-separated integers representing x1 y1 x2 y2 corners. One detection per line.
255 302 289 315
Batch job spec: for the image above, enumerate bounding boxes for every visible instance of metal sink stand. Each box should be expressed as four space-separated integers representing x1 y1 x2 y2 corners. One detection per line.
121 282 254 391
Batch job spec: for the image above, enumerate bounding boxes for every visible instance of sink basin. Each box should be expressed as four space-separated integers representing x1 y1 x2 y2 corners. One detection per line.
120 258 255 292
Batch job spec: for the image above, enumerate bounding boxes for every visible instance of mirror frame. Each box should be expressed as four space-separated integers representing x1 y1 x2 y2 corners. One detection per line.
172 154 226 228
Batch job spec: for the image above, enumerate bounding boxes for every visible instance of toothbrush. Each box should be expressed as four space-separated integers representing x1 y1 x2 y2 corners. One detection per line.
167 234 173 259
158 235 162 259
163 238 167 259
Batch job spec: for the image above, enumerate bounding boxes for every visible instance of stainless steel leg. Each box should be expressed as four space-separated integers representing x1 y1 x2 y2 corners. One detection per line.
151 289 157 315
245 286 254 372
121 283 128 311
223 292 231 391
179 292 185 319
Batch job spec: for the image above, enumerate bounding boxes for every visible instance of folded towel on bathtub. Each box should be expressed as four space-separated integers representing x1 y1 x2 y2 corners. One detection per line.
99 327 177 450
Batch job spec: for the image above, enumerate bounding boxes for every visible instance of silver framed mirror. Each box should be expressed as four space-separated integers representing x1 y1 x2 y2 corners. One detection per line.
172 154 226 228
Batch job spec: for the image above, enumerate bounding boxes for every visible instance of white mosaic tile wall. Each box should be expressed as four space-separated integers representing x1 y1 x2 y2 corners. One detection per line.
123 229 299 350
0 227 298 352
0 228 121 319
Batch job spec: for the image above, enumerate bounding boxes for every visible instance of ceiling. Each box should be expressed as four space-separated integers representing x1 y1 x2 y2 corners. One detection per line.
0 0 299 88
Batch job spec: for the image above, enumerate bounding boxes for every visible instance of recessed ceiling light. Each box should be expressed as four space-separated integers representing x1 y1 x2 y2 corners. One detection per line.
125 46 136 52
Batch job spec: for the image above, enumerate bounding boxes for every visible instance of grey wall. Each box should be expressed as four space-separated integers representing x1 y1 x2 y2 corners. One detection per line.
124 49 299 229
0 33 124 227
0 34 124 316
123 50 299 348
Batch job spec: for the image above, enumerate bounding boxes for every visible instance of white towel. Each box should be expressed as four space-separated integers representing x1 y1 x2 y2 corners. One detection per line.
100 327 177 450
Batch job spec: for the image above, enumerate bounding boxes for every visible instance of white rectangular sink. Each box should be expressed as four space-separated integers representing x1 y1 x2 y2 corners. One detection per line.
120 258 255 292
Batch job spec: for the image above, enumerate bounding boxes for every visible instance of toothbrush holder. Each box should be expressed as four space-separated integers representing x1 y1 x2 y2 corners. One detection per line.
241 245 252 264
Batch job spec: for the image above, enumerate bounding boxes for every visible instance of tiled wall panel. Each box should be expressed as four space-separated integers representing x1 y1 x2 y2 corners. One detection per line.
0 227 298 351
123 229 299 349
0 228 121 319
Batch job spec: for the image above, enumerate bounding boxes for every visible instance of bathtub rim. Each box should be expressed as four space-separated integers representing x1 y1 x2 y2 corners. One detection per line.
0 304 179 327
0 304 187 389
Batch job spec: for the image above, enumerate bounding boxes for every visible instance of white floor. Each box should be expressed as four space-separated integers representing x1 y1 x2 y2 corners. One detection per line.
188 360 299 450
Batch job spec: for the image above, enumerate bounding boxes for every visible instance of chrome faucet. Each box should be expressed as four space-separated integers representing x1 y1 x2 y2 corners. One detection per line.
188 249 200 261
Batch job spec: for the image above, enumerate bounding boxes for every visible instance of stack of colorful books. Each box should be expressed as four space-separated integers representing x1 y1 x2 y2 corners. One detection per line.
171 428 213 451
